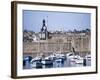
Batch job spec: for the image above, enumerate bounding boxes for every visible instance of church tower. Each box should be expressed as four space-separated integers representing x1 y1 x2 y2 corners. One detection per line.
39 19 48 40
41 19 47 32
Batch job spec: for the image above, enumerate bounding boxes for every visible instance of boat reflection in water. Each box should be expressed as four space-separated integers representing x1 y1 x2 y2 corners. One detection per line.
23 52 91 69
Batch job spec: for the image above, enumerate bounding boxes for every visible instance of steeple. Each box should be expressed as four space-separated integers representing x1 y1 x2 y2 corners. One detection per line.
39 19 48 40
41 19 47 32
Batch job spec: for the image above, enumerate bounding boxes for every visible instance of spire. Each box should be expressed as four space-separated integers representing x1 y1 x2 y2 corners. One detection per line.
43 19 45 27
41 19 47 32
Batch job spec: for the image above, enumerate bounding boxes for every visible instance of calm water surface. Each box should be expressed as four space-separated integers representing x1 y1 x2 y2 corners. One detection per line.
23 58 91 69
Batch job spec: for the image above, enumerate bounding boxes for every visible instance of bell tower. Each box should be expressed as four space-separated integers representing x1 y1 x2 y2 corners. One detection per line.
41 19 47 32
39 19 48 40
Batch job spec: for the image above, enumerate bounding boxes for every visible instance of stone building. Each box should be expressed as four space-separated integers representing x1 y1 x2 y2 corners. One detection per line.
23 19 91 57
23 32 90 57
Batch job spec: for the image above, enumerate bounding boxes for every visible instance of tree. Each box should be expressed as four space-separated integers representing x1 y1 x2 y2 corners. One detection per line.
85 28 90 32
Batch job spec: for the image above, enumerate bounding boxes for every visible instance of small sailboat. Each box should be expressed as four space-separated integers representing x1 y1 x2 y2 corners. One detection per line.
75 56 83 64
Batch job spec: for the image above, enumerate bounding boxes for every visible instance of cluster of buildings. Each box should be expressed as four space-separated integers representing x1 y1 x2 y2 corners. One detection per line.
23 19 91 58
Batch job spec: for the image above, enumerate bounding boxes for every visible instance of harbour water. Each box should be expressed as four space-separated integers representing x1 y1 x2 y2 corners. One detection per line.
23 56 91 69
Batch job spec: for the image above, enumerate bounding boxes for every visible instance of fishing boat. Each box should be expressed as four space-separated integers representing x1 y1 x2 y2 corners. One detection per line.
49 53 57 60
30 56 42 62
30 61 42 68
68 54 83 64
41 57 53 65
23 56 32 66
85 54 91 61
75 57 83 64
66 52 74 58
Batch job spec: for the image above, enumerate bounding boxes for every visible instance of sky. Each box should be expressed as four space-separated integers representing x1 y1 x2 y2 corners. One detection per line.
23 10 91 32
